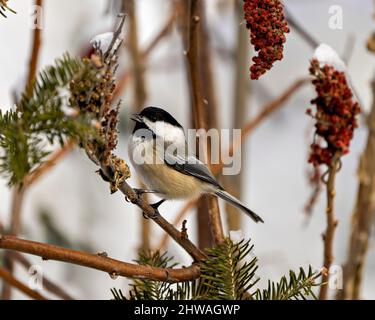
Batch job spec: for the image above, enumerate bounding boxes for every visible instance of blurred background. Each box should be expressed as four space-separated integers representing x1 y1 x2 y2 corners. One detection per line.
0 0 374 299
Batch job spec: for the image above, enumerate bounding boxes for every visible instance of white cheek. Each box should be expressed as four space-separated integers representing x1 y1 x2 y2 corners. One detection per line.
143 119 185 143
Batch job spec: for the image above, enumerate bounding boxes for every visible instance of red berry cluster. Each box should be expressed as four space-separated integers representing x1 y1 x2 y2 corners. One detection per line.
307 59 360 167
243 0 289 80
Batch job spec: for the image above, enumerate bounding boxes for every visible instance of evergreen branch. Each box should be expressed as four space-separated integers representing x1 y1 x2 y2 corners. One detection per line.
253 266 319 300
0 54 98 186
201 238 258 300
127 251 178 300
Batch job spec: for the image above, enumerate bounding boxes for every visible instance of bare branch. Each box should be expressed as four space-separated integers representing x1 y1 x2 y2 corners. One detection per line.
0 266 48 300
0 236 200 283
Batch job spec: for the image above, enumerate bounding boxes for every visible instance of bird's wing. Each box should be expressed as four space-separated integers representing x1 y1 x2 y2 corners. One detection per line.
164 149 223 190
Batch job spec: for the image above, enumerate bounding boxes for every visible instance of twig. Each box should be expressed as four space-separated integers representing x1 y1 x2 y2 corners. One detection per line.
25 0 43 97
339 79 375 300
105 172 207 262
9 251 74 300
2 0 44 299
184 0 224 247
123 0 150 251
113 3 179 99
0 236 200 283
319 157 340 300
0 267 48 300
157 200 197 250
24 140 75 188
225 0 252 230
1 185 25 299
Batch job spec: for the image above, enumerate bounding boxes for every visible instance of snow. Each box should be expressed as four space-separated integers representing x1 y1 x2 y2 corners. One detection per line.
90 32 121 53
313 43 347 71
229 230 244 243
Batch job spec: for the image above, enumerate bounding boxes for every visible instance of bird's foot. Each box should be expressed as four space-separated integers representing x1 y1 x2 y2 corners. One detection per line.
125 188 158 203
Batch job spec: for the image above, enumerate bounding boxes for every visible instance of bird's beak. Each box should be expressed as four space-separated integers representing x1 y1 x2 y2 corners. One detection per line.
131 114 143 123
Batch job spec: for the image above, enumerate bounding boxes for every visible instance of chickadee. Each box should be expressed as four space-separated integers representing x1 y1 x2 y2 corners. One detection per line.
128 106 264 223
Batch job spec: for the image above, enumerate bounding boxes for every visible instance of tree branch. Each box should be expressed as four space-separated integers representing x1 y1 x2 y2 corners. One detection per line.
9 251 74 300
184 0 224 247
0 266 48 300
0 235 200 283
104 171 207 262
2 0 44 299
26 0 43 97
113 3 179 99
319 157 340 300
157 200 197 250
339 79 375 300
24 140 75 188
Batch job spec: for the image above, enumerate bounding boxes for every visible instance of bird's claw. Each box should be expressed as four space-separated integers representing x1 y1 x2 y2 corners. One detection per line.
142 199 166 219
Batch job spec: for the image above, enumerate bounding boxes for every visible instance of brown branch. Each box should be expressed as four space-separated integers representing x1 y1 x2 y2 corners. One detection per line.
1 141 74 299
1 185 25 299
184 0 224 247
225 0 252 230
2 0 44 299
339 79 375 300
108 174 207 261
319 157 340 300
8 251 74 300
25 0 43 97
113 3 179 99
122 0 151 251
0 236 200 283
24 140 75 188
0 267 47 300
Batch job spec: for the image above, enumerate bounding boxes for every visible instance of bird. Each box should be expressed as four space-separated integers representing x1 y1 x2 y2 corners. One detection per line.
128 106 264 223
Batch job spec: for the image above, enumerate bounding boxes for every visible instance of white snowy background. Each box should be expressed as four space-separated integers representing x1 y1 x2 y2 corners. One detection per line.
0 0 374 299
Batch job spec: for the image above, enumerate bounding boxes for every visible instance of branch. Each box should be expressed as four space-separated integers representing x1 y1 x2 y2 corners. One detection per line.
2 0 44 299
0 267 47 300
24 140 75 188
9 251 74 300
113 3 179 99
157 200 197 250
184 0 224 246
26 0 43 97
101 167 207 262
0 236 201 283
339 79 375 299
319 157 340 300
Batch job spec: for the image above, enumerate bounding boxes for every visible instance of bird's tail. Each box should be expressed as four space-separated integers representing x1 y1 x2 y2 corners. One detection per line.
214 190 264 223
